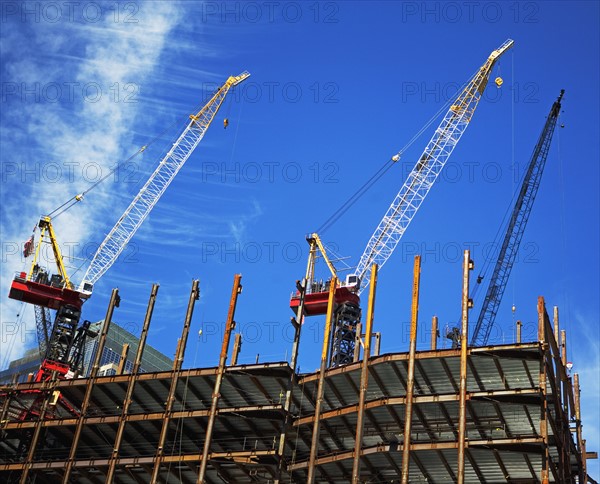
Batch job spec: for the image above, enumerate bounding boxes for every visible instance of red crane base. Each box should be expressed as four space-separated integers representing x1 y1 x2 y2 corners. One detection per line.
9 273 85 310
290 286 360 316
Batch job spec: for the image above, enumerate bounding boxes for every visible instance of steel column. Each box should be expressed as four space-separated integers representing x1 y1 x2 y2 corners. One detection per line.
117 343 130 375
231 333 242 366
307 276 338 484
107 283 158 483
457 250 472 484
275 278 308 483
198 274 242 483
553 306 560 345
401 256 421 483
18 385 55 484
516 320 522 343
574 373 587 483
431 315 438 350
538 297 550 484
352 264 378 483
353 322 363 362
62 288 120 483
152 280 199 483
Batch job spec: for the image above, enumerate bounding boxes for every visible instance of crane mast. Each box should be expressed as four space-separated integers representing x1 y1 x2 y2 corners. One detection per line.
355 39 514 295
81 71 250 290
470 90 564 346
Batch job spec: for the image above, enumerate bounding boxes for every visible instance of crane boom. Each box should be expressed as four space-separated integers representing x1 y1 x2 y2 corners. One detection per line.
470 90 564 346
81 71 250 289
355 39 513 295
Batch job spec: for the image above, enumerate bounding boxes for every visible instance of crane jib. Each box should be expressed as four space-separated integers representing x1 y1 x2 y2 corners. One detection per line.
354 40 513 296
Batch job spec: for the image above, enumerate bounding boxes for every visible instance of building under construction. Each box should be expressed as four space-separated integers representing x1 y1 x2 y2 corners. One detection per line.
0 257 596 484
1 39 595 484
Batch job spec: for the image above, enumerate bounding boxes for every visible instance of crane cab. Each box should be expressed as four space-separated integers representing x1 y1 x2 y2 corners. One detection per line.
289 279 360 316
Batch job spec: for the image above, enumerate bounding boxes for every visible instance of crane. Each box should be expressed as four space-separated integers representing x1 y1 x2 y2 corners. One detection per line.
9 71 250 384
290 40 513 366
354 39 514 296
470 89 564 347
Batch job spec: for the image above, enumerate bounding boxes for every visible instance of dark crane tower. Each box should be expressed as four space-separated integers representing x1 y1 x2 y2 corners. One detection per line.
470 90 564 347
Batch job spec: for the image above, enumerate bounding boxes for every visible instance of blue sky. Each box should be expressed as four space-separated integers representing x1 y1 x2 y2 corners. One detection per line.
1 0 598 477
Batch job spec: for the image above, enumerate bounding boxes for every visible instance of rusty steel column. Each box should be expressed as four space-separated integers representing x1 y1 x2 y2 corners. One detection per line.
553 306 560 346
457 250 473 484
352 264 378 484
516 320 522 343
19 385 55 484
538 297 550 484
150 280 199 483
574 373 587 483
560 329 567 366
401 256 421 484
117 343 130 375
307 277 338 484
373 332 381 357
107 283 158 483
62 288 120 483
231 333 242 366
431 315 438 350
275 278 308 484
198 274 242 483
353 321 363 362
560 329 569 417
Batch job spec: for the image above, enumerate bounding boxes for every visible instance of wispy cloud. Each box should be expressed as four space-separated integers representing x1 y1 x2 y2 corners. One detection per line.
0 4 184 368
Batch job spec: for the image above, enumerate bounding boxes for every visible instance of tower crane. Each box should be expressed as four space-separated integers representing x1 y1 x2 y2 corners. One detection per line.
290 40 513 366
470 89 564 346
8 72 250 384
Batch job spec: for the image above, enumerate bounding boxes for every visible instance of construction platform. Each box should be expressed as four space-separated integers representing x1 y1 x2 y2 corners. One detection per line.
0 271 595 483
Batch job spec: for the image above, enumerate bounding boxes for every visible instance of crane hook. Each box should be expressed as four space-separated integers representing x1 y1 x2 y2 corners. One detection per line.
495 77 503 88
223 118 229 129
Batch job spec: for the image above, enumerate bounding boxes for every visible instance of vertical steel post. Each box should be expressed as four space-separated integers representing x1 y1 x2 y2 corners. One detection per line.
117 343 130 375
353 322 363 362
107 283 158 483
275 278 308 484
231 333 242 366
516 320 522 343
560 329 567 366
431 315 438 350
374 332 381 357
198 274 242 483
457 251 472 484
574 374 587 483
560 329 569 417
152 280 199 483
401 256 421 484
352 264 378 483
538 297 550 484
62 288 120 483
19 386 54 484
553 306 560 346
307 277 338 484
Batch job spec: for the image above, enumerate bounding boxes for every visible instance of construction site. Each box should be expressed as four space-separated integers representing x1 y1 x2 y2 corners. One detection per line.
0 39 596 484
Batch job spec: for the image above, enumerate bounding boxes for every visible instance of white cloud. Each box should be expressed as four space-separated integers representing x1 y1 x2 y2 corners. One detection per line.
0 4 183 368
